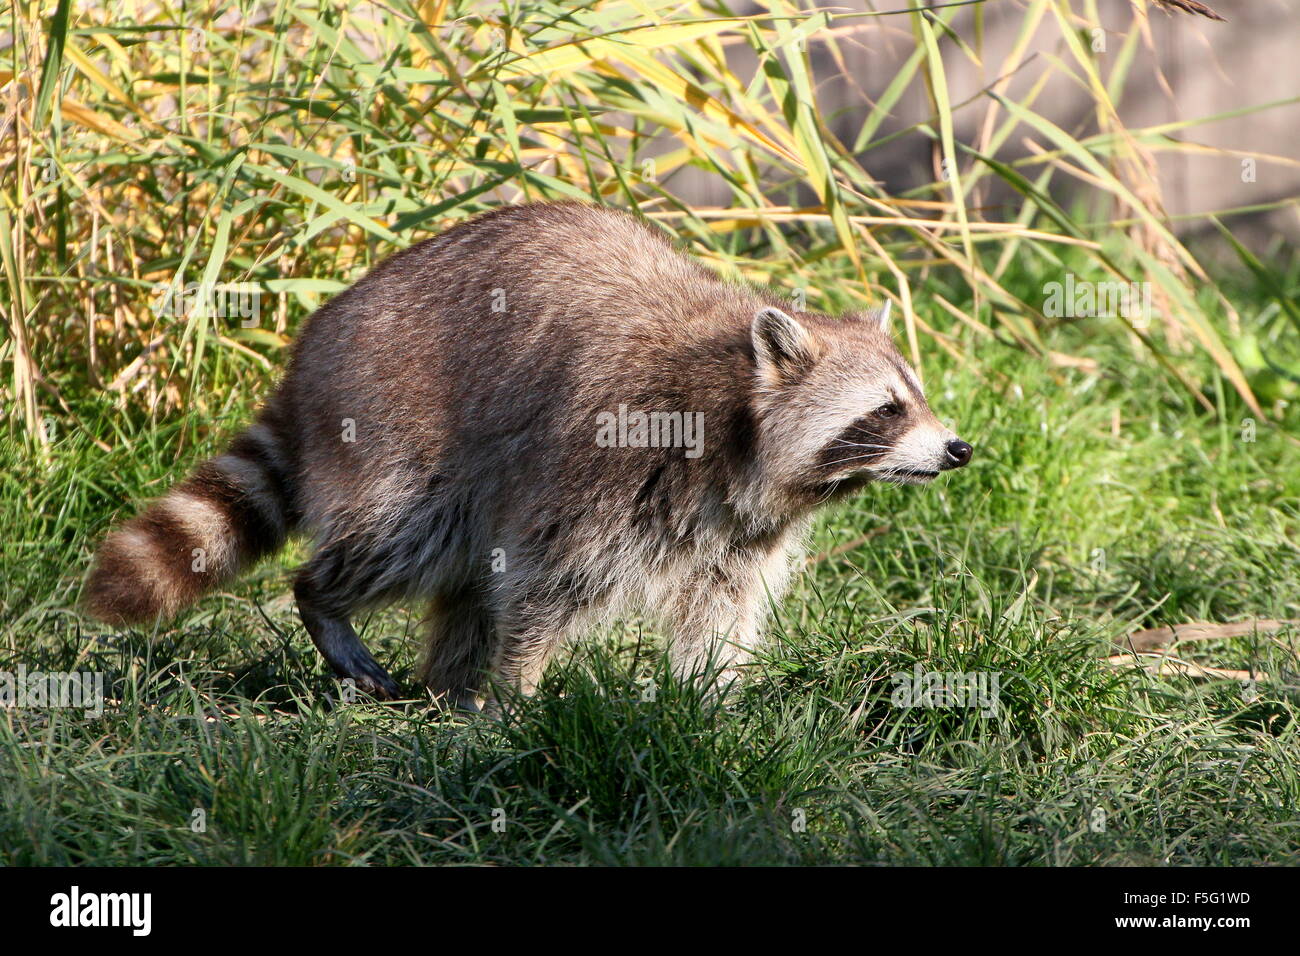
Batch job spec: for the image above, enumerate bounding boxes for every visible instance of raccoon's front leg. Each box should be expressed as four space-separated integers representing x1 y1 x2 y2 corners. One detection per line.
665 591 761 692
665 549 796 692
294 574 400 700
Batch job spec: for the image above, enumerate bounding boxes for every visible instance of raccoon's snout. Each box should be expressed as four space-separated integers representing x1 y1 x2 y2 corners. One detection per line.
943 439 973 470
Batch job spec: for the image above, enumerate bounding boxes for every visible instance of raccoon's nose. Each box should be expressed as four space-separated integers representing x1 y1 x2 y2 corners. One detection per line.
944 439 973 469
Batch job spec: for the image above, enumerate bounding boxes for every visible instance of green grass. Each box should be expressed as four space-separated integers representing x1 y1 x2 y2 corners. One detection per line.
3 258 1299 866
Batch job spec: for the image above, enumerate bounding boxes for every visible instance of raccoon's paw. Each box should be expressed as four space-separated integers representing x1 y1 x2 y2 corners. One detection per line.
340 659 401 701
357 669 401 701
425 690 484 718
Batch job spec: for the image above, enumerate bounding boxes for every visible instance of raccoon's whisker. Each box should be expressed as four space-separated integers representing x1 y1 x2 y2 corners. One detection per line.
819 452 884 469
828 438 890 450
813 483 840 506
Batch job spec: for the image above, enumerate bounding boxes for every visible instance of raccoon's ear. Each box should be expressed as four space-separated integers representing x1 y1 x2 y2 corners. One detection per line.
870 299 892 333
752 307 821 386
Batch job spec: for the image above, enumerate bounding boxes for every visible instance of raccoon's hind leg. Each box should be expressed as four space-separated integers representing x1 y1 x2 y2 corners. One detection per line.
294 563 400 700
418 588 494 712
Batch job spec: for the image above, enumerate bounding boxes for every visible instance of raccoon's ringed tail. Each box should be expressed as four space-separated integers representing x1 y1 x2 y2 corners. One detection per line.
83 423 293 625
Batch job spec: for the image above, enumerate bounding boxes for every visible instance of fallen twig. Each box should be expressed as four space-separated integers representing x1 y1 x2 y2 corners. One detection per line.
1104 653 1263 681
805 527 891 568
1114 620 1296 654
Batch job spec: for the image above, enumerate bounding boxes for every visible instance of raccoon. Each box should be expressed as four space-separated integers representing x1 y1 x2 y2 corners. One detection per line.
84 202 972 709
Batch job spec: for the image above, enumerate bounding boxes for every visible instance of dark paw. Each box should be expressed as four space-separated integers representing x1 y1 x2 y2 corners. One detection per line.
340 660 401 701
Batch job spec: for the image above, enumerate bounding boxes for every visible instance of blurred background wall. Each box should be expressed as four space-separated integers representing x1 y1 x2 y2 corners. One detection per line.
677 0 1298 251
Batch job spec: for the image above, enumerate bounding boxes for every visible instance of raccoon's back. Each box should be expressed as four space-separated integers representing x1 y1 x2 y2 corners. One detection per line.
278 204 757 509
289 202 727 369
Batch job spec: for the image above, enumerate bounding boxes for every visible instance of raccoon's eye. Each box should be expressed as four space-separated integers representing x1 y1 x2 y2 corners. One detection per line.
875 402 902 420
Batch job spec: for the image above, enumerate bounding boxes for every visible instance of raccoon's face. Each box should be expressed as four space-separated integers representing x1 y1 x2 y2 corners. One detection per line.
749 305 972 508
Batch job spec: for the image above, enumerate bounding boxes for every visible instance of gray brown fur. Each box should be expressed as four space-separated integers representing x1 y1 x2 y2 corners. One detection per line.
84 202 971 708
